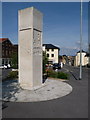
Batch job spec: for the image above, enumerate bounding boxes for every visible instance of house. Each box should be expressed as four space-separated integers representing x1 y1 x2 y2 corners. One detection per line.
0 38 18 66
43 44 60 64
84 53 90 67
59 55 66 65
74 50 89 66
0 38 13 65
68 56 75 66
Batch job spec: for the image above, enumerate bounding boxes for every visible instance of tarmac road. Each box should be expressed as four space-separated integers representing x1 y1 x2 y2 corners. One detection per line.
2 68 12 80
2 65 88 118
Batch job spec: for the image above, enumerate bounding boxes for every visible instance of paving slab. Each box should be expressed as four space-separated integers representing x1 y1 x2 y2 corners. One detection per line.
2 78 72 102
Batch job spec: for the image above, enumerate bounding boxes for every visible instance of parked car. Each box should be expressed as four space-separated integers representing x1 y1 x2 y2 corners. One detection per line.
0 65 4 69
4 64 8 69
7 64 11 69
0 65 7 69
53 63 61 70
0 64 10 69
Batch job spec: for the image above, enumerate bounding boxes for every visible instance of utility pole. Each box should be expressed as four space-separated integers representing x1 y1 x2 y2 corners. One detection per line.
89 2 90 68
79 0 83 80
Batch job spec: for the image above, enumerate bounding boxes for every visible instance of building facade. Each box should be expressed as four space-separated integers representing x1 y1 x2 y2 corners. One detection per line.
43 44 60 64
68 56 75 66
0 38 18 65
59 55 66 65
74 50 89 66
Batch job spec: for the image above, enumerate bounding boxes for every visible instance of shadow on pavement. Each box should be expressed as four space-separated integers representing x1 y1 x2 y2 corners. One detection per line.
69 71 78 80
2 79 20 102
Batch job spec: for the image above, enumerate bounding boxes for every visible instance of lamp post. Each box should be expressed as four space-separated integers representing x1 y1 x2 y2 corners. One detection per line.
79 0 83 80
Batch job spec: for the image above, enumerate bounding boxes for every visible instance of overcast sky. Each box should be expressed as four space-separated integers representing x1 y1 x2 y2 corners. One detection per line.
1 2 88 55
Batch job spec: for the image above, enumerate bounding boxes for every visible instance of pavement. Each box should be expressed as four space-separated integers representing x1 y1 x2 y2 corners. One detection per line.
0 68 12 81
2 78 72 102
2 65 88 118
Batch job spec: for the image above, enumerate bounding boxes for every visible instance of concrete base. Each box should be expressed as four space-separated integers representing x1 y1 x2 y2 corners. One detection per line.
2 79 73 102
20 82 45 91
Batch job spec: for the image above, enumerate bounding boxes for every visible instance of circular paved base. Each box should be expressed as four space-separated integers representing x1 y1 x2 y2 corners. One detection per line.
9 79 72 102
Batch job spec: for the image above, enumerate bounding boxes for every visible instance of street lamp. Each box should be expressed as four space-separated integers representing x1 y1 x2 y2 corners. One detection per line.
79 0 83 80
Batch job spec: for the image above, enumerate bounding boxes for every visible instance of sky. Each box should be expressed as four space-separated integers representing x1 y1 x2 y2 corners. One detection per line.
1 2 88 55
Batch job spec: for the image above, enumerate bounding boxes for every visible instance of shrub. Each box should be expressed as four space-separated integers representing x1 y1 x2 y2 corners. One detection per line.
47 70 69 79
43 51 48 73
47 70 57 78
7 71 18 79
57 72 69 79
11 52 18 69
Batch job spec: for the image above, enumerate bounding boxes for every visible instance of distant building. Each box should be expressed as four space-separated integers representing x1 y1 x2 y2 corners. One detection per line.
59 55 66 65
84 53 90 66
43 44 60 64
0 38 13 65
74 50 89 66
68 56 75 66
0 38 18 65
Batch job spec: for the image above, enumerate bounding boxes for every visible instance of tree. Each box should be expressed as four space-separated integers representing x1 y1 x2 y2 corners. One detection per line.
11 52 18 69
43 51 48 73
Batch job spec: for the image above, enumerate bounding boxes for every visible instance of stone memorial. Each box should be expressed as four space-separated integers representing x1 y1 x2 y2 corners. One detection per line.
18 7 43 90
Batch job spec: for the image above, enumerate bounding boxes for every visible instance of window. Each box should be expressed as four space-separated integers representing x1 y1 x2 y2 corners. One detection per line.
47 54 49 57
2 50 5 57
5 59 8 65
6 50 8 56
52 49 54 51
47 49 49 51
2 59 4 65
52 54 54 57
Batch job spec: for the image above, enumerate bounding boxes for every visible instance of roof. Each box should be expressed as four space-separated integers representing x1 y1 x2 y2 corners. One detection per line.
13 44 18 47
77 50 86 53
0 38 13 45
0 38 9 43
43 44 60 50
85 53 90 57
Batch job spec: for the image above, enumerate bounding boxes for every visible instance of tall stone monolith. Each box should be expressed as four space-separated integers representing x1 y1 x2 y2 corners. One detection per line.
18 7 43 90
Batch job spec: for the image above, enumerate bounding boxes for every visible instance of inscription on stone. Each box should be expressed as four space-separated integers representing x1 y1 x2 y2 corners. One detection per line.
33 30 42 55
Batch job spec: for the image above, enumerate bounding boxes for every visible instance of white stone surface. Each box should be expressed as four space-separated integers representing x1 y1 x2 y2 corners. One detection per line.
18 7 33 31
4 79 72 102
18 7 43 89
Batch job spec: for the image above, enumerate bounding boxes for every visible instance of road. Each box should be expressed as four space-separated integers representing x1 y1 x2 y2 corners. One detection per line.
2 65 88 118
1 68 12 81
